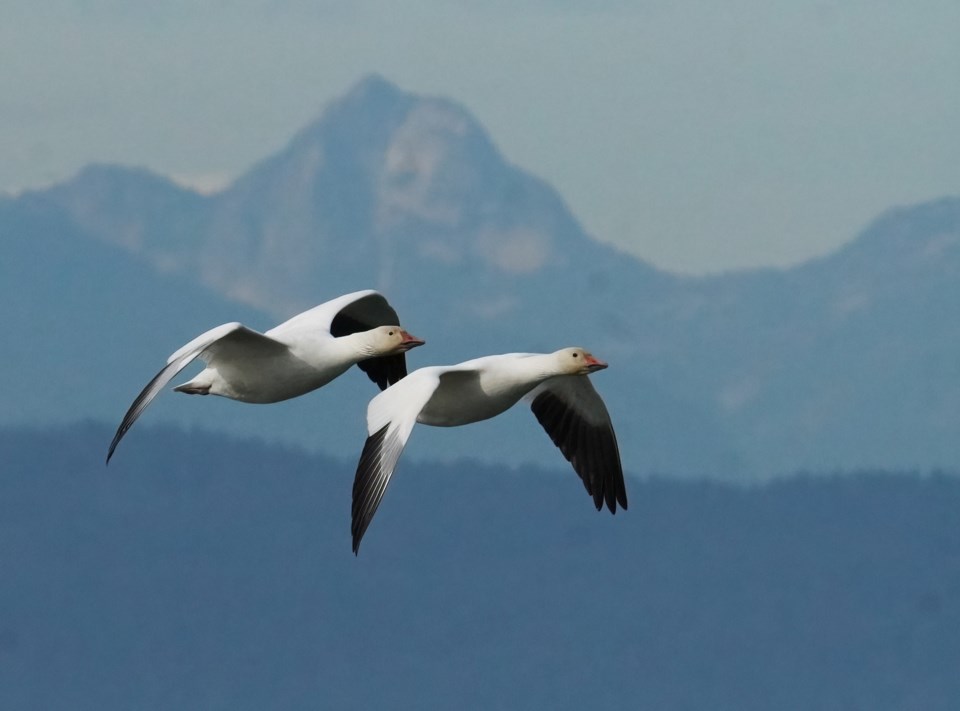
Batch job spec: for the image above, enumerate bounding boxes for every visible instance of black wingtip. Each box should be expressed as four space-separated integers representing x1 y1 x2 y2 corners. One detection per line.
105 435 120 466
350 423 391 554
531 389 628 516
105 415 133 466
359 353 409 392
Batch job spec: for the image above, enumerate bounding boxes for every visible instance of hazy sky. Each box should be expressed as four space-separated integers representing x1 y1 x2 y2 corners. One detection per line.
2 1 958 273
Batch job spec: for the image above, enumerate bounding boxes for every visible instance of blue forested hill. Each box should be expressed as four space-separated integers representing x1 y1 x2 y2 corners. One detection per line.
2 423 958 710
0 195 267 426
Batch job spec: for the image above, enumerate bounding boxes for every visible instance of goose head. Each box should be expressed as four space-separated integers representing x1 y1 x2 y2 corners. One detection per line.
368 325 425 355
555 347 608 375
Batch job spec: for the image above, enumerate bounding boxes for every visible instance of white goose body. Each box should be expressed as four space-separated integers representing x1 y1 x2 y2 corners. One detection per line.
352 348 627 553
413 353 561 427
106 290 423 463
176 326 400 403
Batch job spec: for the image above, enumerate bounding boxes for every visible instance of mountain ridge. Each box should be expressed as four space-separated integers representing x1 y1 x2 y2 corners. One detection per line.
4 75 959 477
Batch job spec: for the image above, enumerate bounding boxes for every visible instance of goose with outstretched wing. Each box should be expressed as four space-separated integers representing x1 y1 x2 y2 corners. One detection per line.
107 290 424 464
351 347 626 553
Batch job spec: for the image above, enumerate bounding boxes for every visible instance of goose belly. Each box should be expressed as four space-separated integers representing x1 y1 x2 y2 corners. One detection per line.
417 380 528 428
214 355 346 403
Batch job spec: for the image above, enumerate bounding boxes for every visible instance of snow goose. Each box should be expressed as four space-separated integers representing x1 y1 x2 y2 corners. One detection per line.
351 347 627 553
106 289 424 464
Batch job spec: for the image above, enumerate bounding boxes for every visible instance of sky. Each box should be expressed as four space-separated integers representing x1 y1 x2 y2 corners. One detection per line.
2 0 959 273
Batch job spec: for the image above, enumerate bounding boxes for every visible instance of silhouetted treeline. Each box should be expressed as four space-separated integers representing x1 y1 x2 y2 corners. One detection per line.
1 423 958 710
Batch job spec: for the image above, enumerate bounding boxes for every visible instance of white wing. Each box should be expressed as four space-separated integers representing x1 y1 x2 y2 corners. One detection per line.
266 290 400 340
268 290 410 390
527 375 627 513
106 323 288 464
350 368 446 554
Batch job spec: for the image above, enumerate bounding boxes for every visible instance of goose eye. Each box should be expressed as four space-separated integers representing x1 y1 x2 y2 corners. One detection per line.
572 353 579 358
388 330 395 336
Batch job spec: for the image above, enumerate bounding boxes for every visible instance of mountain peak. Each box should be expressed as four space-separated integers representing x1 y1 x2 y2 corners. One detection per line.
313 74 412 132
194 76 619 314
40 163 205 253
29 76 650 320
342 73 404 105
55 163 183 195
822 196 960 278
296 75 491 167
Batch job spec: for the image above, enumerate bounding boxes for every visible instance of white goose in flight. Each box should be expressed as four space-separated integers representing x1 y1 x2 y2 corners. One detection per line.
351 347 627 553
107 289 424 464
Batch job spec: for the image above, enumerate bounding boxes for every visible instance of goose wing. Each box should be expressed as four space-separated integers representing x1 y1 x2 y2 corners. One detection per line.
351 368 468 553
528 375 627 513
106 323 287 464
269 290 410 390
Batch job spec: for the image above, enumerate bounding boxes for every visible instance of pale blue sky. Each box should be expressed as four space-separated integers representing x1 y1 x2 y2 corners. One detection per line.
2 1 958 272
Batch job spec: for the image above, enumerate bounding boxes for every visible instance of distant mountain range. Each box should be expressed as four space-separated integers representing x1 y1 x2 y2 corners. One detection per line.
3 74 959 478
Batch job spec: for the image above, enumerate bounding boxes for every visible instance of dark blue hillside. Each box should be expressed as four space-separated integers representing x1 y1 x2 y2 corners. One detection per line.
0 198 387 458
1 423 958 710
0 197 268 427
